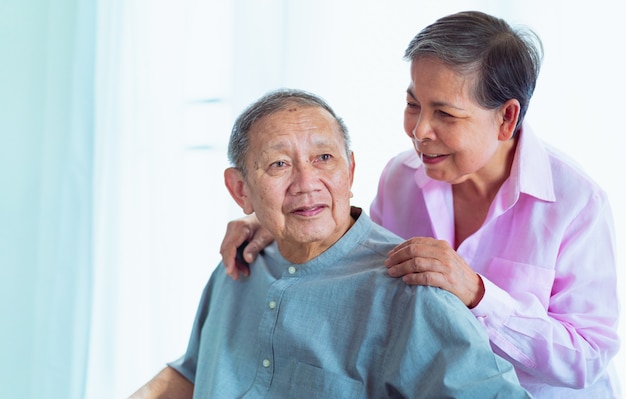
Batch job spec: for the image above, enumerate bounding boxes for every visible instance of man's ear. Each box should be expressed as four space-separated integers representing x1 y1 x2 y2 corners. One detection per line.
348 151 356 197
498 99 521 141
224 167 254 215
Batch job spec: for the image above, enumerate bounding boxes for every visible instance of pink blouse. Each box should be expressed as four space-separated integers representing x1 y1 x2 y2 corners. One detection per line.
370 124 621 398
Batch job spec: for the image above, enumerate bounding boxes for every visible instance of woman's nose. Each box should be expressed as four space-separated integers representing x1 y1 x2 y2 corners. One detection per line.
411 116 432 142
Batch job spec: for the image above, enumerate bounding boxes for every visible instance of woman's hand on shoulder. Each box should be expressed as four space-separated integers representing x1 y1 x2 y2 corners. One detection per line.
385 237 484 308
219 214 274 280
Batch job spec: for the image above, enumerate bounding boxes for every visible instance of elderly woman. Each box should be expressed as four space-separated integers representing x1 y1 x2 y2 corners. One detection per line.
130 89 530 398
220 12 621 398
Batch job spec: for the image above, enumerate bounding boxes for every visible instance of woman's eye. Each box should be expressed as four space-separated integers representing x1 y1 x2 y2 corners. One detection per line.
405 102 420 114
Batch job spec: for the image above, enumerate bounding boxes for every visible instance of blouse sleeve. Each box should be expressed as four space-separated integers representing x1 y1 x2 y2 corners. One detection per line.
471 190 620 388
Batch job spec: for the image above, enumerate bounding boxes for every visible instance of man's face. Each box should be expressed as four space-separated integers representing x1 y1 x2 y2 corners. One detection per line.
230 105 355 263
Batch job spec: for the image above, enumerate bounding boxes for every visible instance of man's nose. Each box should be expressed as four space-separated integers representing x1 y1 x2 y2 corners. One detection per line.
289 162 321 195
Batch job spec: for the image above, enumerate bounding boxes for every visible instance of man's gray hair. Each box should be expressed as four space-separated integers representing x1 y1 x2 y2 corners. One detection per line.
228 88 351 176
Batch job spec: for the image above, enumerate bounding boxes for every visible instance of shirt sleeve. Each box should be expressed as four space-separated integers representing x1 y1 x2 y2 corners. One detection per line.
471 190 620 388
383 286 531 398
167 277 214 384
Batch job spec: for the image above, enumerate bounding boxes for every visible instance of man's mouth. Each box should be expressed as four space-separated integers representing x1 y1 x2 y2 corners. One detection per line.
291 205 326 216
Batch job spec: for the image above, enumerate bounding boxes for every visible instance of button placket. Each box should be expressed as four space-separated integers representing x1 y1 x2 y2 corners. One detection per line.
251 271 302 394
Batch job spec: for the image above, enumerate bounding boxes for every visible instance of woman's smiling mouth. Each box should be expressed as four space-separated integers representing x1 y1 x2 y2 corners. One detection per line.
420 152 448 164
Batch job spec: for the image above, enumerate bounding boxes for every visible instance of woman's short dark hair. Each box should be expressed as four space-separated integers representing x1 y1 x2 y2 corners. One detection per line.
404 11 543 133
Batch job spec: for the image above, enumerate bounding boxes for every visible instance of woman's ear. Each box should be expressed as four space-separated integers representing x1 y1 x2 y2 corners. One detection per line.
499 99 521 141
224 167 254 215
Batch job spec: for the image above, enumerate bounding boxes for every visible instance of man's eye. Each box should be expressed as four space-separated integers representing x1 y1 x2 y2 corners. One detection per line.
271 160 287 168
319 154 332 161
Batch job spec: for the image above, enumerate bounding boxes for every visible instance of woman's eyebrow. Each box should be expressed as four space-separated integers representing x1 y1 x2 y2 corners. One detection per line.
406 88 417 101
407 88 465 111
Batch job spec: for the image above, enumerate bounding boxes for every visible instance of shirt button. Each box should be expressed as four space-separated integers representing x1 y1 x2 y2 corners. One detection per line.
268 301 277 309
288 266 296 274
262 359 271 368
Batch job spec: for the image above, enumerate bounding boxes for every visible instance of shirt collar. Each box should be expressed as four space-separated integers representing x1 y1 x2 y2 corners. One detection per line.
265 206 372 274
513 123 556 202
402 123 556 202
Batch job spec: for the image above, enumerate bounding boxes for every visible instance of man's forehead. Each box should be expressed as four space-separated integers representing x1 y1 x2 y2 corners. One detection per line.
262 135 339 150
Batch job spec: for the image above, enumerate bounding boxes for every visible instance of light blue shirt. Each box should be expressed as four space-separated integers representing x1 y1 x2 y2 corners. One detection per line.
170 208 530 398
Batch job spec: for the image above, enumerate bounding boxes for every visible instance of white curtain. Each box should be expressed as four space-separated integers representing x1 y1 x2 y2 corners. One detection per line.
0 0 96 397
1 1 624 398
85 1 241 397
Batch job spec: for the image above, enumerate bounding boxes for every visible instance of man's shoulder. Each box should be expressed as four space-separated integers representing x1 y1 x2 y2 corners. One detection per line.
355 213 404 257
403 285 486 335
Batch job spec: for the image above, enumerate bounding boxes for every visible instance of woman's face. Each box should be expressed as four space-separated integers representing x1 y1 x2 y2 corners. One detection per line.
404 57 510 185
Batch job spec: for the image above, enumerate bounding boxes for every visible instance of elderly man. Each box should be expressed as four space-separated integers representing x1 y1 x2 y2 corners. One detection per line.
130 89 530 398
